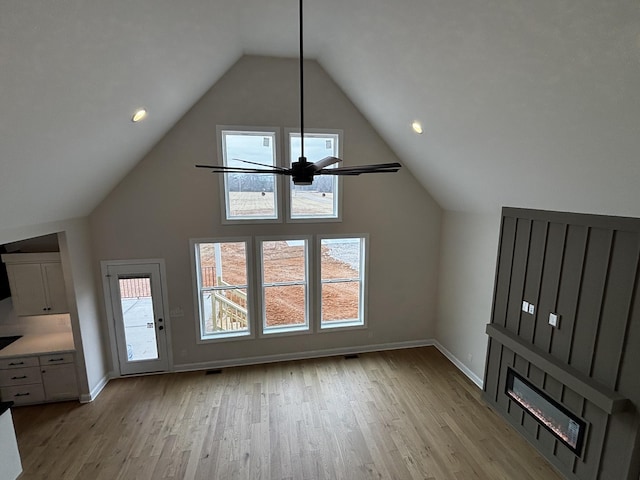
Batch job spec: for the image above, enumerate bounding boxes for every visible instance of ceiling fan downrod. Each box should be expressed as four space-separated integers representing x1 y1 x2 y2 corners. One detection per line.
298 0 306 165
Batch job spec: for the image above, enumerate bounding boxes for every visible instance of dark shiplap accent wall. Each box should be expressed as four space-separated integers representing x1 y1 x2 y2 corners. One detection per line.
484 207 640 480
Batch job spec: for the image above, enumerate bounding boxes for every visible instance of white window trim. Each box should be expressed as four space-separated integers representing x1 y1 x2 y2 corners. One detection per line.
190 237 256 343
216 125 283 225
256 235 314 337
316 233 369 332
284 128 344 224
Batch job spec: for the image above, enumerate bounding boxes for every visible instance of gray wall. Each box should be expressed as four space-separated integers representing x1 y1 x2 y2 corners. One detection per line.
89 55 442 370
484 207 640 480
436 211 501 383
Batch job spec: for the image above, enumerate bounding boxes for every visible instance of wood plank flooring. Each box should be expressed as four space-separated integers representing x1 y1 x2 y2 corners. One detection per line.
11 347 563 479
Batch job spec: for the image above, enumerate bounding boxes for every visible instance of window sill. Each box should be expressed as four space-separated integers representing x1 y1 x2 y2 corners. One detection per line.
261 325 311 337
198 330 252 343
319 321 366 332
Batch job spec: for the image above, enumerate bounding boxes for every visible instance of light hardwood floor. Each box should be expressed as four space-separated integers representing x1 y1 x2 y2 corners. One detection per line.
11 347 563 479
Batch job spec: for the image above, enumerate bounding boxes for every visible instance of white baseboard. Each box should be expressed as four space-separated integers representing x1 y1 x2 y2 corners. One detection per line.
79 372 111 403
173 339 436 373
433 340 484 389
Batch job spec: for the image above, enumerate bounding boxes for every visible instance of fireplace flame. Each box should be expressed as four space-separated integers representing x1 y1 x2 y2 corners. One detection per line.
507 389 579 448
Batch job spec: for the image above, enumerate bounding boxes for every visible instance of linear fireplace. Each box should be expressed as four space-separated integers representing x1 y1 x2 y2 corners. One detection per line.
505 368 587 456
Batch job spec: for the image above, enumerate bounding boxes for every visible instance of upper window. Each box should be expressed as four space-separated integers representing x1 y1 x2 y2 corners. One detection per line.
193 239 251 340
288 130 342 221
218 127 280 222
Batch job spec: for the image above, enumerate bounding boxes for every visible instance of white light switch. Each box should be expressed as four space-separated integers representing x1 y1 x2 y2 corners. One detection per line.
522 301 530 312
528 304 535 315
549 313 560 327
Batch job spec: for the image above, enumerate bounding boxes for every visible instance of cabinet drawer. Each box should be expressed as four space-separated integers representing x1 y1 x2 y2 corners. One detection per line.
0 356 39 369
39 353 74 365
0 366 41 387
0 383 45 405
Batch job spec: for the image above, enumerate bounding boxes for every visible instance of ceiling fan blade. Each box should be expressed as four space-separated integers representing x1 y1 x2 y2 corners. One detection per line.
311 156 342 171
318 162 402 175
195 164 287 174
233 158 289 172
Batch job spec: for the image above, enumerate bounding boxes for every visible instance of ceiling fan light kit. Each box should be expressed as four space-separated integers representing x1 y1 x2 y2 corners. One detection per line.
196 0 401 185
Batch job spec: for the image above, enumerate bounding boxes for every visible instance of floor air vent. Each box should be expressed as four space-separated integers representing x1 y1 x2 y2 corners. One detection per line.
344 353 360 360
205 369 223 375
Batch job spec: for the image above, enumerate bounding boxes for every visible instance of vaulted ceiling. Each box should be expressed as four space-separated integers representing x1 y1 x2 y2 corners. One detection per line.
2 0 639 233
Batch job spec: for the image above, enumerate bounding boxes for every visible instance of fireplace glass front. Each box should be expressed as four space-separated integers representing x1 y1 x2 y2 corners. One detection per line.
505 368 586 455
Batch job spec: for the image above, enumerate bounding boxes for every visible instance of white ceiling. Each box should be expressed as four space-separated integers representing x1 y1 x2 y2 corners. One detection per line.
2 0 640 232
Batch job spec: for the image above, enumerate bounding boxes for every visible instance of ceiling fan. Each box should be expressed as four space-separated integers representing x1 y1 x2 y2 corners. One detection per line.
196 0 401 185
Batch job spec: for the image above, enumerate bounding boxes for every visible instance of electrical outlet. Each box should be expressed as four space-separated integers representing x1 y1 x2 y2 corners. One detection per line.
467 353 473 363
549 313 560 327
528 304 535 315
522 301 530 312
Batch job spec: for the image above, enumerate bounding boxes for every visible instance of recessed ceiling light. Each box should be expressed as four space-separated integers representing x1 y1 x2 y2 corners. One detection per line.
411 121 423 134
132 109 148 123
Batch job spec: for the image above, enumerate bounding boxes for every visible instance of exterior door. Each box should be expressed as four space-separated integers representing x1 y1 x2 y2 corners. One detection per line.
105 263 169 375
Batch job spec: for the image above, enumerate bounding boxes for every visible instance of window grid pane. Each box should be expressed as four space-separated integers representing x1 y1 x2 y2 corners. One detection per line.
261 239 309 331
320 237 364 327
201 288 249 334
264 285 307 328
197 241 250 339
321 281 361 322
199 242 247 288
222 131 278 220
262 240 307 283
290 133 339 219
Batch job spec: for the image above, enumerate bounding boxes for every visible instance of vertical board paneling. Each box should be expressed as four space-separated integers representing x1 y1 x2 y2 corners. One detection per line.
492 216 517 328
520 220 548 342
615 262 640 401
485 208 640 480
555 442 577 473
590 230 640 388
598 412 637 479
484 338 502 401
574 402 607 480
569 228 612 376
506 219 532 334
534 223 566 352
550 225 588 363
496 347 515 411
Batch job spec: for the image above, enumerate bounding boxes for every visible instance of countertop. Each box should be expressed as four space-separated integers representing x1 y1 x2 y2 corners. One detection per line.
0 332 75 358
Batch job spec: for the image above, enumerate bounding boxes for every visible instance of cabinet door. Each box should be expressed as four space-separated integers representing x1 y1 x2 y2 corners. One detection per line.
42 263 68 313
6 263 48 315
41 363 77 401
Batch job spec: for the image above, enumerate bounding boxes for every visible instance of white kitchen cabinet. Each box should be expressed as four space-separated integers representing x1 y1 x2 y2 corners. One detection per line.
1 253 68 316
42 363 78 400
0 353 77 405
39 353 77 401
